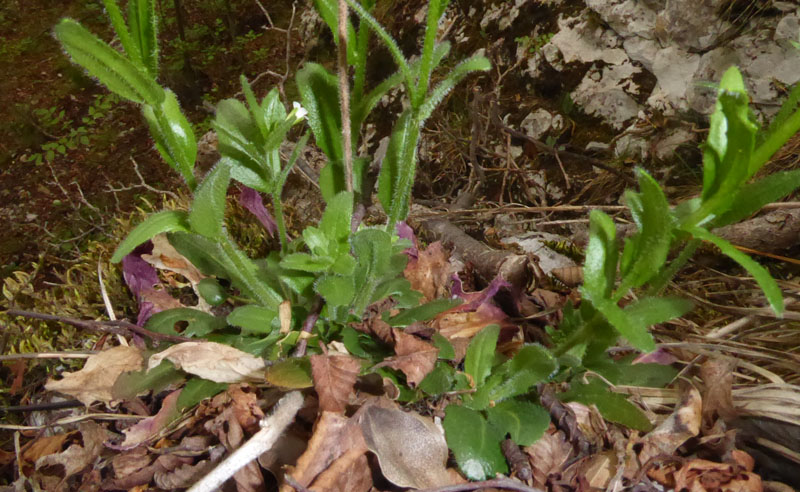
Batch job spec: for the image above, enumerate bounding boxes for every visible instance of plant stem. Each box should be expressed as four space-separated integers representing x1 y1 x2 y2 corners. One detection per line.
646 238 701 296
751 107 800 175
415 0 443 108
552 313 603 357
272 193 289 254
220 235 283 307
337 0 354 193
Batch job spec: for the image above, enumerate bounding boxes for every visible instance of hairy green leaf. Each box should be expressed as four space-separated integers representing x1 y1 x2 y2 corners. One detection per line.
687 227 783 315
386 298 462 327
127 0 158 77
617 169 673 296
296 63 343 165
464 324 499 389
443 405 507 480
189 162 231 239
54 19 163 106
316 274 356 308
145 308 227 337
100 0 140 67
486 399 549 446
319 191 354 243
419 55 491 121
227 305 279 335
583 210 618 299
142 89 197 187
177 378 227 410
485 344 557 403
111 211 190 262
560 378 652 432
713 169 800 227
419 362 456 395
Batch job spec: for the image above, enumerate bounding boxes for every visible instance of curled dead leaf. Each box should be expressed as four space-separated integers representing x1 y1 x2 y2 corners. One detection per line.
45 345 143 406
359 406 451 489
310 354 361 413
147 341 265 383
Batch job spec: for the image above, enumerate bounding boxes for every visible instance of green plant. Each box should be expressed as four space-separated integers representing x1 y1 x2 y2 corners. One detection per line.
514 32 553 55
19 93 118 166
299 0 490 224
432 67 800 479
53 0 484 365
51 0 800 482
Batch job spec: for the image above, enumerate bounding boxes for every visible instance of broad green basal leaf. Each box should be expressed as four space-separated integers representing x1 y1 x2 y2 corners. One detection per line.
560 378 652 432
227 305 279 335
443 405 507 481
486 399 549 446
145 308 227 338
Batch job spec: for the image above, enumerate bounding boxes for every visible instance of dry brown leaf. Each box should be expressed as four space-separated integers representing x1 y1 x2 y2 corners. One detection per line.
281 412 367 492
434 303 509 340
21 433 73 474
674 458 762 492
147 341 265 383
700 358 738 426
309 447 372 492
404 241 450 302
373 328 437 386
638 381 702 467
310 354 361 413
45 345 143 406
34 422 113 485
143 233 205 285
524 426 573 489
109 447 155 489
359 406 451 489
110 389 182 450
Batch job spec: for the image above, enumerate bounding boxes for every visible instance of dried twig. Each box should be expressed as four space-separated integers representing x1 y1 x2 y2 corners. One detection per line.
187 391 304 492
5 309 193 343
418 477 545 492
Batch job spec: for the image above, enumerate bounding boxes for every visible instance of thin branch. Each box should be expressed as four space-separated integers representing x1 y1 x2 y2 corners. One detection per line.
5 309 193 344
292 296 324 357
0 352 96 361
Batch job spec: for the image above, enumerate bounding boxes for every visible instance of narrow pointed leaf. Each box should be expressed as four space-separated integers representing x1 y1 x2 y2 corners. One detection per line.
583 210 619 299
127 0 158 76
100 0 140 67
296 63 343 163
111 211 190 262
142 89 197 186
617 169 673 295
713 169 800 227
419 55 491 121
687 226 783 315
54 19 163 105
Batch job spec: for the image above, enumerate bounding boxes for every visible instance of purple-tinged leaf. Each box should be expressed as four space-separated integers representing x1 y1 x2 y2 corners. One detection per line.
396 221 418 259
239 186 277 237
122 242 158 299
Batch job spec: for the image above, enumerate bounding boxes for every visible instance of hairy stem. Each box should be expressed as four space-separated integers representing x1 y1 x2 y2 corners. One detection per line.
338 0 353 193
